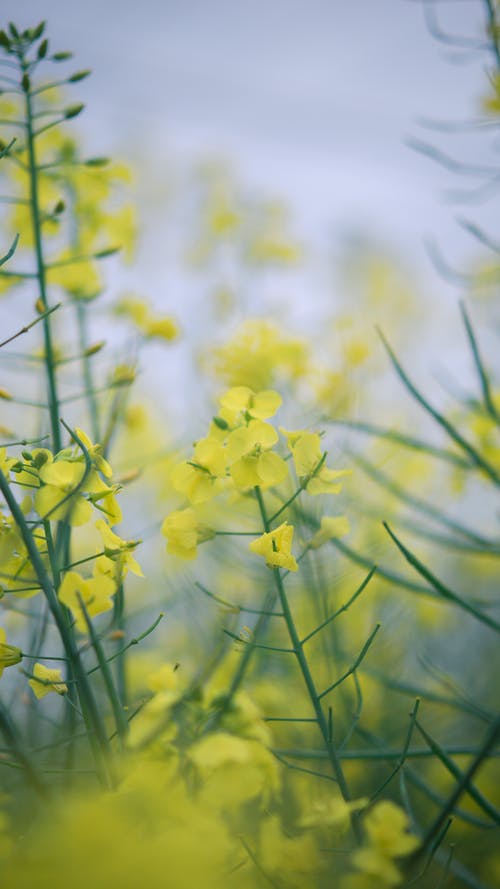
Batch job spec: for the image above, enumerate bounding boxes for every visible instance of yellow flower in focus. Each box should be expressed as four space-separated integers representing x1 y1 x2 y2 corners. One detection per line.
74 428 113 478
249 522 298 572
171 437 226 505
0 628 22 677
28 663 68 699
94 519 143 579
34 459 93 526
58 570 116 632
230 450 288 489
162 508 214 560
222 413 288 490
87 480 123 526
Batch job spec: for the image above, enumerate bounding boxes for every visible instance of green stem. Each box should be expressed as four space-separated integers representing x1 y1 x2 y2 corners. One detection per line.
0 469 113 788
0 698 47 797
113 582 128 707
254 485 359 837
22 64 61 453
76 300 101 441
78 592 128 749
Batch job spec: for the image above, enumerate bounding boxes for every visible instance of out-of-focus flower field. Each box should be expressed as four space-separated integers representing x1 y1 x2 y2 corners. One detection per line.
0 11 499 889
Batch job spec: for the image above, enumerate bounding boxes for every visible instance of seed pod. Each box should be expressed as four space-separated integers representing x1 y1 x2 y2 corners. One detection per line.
37 38 48 59
33 21 46 39
85 157 110 167
64 103 84 119
68 70 91 83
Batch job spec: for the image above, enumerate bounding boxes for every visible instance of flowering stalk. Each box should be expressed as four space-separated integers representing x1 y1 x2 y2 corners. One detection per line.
253 484 361 841
20 49 62 453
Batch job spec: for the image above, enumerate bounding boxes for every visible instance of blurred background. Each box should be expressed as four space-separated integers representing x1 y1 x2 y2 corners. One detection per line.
1 1 493 293
1 1 497 428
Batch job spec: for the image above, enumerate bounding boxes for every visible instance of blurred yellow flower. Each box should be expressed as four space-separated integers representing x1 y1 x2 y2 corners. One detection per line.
28 663 68 699
162 508 214 560
0 628 22 677
58 569 116 632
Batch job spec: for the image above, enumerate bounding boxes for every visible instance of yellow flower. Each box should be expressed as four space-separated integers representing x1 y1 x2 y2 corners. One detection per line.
162 508 214 560
171 438 226 505
34 459 93 526
307 465 351 495
219 386 282 420
74 428 113 478
351 848 403 888
94 519 143 578
309 515 350 548
212 319 309 390
58 569 116 632
249 522 298 572
0 628 22 677
300 796 367 831
0 448 17 478
114 295 178 342
143 317 178 341
47 252 103 300
281 428 351 495
352 801 419 888
28 663 68 699
87 479 123 526
363 801 419 858
225 417 288 490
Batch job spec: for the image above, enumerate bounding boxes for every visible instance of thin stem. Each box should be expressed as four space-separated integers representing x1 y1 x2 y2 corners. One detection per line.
254 485 359 835
0 468 112 788
23 67 62 452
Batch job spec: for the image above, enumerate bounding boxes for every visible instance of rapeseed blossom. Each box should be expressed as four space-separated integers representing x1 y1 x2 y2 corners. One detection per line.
281 428 351 494
352 801 419 887
28 663 68 699
95 519 143 579
58 569 116 631
249 522 298 572
161 508 214 559
0 628 22 677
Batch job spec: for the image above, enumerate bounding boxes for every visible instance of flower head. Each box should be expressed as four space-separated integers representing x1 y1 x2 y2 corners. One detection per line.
162 508 214 560
28 663 68 699
249 522 298 572
58 569 116 632
0 628 22 678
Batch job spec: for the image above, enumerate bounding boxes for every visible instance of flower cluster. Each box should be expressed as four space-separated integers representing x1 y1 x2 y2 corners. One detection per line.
162 386 349 569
